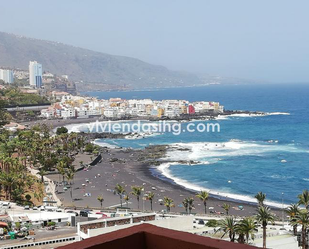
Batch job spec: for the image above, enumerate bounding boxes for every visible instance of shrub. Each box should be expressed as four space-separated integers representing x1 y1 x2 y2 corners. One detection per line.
25 194 32 202
206 219 218 227
56 127 68 135
47 221 56 227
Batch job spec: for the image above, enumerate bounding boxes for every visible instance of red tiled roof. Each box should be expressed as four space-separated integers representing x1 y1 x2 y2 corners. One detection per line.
58 223 260 249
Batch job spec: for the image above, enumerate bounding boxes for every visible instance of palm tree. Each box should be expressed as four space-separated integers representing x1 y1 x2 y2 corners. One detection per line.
217 217 237 242
124 195 130 208
131 186 143 210
286 203 300 236
38 167 47 183
256 206 275 248
115 184 126 207
164 197 174 213
147 192 155 211
187 197 194 214
298 190 309 210
182 198 189 214
291 210 309 249
222 203 231 215
236 217 258 244
196 190 209 214
255 192 266 207
97 195 104 209
66 168 75 201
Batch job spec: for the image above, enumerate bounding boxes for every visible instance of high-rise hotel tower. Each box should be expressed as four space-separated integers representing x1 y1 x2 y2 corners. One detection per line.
29 61 42 88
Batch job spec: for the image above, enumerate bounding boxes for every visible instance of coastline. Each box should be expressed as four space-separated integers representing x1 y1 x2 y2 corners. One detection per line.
25 116 286 216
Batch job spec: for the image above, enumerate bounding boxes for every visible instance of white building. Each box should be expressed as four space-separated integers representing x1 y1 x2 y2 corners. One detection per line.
29 61 43 88
60 108 76 119
0 69 14 84
104 108 117 118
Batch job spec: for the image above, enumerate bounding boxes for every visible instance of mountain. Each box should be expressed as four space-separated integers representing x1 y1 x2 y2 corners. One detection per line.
0 32 205 91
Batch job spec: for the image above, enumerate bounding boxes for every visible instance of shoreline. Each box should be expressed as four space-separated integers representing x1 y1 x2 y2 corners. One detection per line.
21 109 283 131
25 117 286 216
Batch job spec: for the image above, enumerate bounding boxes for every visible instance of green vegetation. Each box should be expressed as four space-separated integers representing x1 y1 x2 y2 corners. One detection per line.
56 126 68 135
47 221 56 227
131 186 143 210
0 99 10 127
196 190 209 214
206 219 218 227
0 87 49 106
115 184 126 208
97 195 104 209
182 197 194 214
0 124 98 204
222 203 231 215
163 196 174 213
147 192 155 211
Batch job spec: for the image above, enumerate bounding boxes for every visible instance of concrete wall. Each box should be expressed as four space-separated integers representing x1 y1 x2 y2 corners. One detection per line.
84 216 194 239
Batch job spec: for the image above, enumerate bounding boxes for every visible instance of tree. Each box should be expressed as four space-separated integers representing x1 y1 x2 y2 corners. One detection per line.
217 217 237 242
298 190 309 210
38 167 47 183
25 194 32 202
97 195 104 209
186 197 194 214
115 184 126 207
222 203 231 215
164 197 174 212
291 210 309 249
256 206 275 248
0 99 9 127
236 217 258 244
56 127 68 135
196 191 209 214
131 186 143 210
147 192 155 211
286 203 300 236
66 168 75 201
182 198 189 214
255 192 266 207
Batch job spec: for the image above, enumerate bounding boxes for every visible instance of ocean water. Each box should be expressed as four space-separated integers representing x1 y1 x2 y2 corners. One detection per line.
80 84 309 205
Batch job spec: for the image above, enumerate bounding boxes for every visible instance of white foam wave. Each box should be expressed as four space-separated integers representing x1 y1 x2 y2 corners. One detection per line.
265 112 290 116
226 112 290 118
216 115 229 120
164 140 304 162
93 139 119 149
157 162 286 208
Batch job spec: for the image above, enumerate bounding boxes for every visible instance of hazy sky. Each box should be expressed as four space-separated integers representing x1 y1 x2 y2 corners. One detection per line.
1 0 308 82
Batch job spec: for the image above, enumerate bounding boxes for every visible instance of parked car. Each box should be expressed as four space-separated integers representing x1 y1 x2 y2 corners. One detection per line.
32 207 38 210
80 210 91 217
66 210 78 216
24 205 30 210
1 202 11 209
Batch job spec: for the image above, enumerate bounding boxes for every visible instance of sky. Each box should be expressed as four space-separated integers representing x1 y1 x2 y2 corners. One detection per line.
1 0 309 83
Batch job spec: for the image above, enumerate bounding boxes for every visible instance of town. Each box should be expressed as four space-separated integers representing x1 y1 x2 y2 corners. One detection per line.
1 61 224 121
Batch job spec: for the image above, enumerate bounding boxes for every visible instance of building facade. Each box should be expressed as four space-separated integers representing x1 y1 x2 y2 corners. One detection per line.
0 69 14 84
29 61 43 88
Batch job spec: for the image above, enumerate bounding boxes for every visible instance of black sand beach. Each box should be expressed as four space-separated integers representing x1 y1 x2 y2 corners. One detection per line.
29 118 282 217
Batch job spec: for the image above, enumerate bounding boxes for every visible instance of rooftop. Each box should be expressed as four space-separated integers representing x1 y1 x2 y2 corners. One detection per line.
59 223 259 249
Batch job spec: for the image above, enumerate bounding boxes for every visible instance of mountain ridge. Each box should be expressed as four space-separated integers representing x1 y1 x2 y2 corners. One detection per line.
0 31 205 90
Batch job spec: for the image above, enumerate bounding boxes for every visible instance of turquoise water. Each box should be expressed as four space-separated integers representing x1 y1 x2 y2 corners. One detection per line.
81 84 309 204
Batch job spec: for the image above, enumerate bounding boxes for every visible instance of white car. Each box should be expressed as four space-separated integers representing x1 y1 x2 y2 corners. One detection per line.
1 202 11 208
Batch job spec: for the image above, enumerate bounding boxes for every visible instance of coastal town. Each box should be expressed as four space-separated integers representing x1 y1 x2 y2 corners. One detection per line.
0 61 306 249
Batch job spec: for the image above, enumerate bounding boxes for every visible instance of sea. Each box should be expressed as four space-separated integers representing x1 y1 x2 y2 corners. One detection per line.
74 84 309 206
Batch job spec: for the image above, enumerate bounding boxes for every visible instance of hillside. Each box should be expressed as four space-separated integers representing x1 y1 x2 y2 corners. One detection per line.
0 32 204 90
